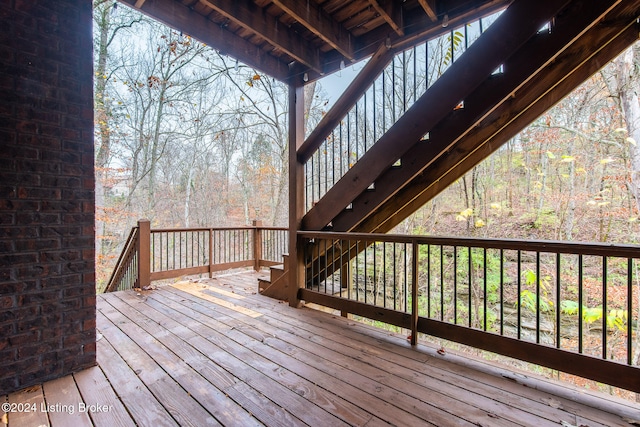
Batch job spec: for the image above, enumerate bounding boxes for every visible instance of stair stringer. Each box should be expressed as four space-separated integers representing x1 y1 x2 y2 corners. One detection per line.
259 254 291 301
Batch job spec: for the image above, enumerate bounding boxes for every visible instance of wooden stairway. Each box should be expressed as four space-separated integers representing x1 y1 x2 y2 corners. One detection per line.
258 0 640 300
258 254 290 301
303 0 639 233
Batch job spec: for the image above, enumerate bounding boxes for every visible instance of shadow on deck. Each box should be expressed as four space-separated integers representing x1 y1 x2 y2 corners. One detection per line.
2 271 638 426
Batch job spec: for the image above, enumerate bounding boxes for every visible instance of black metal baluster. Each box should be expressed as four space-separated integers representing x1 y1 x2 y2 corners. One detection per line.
383 242 387 308
627 258 633 365
578 254 583 353
427 244 431 318
393 242 397 311
440 245 444 321
603 256 607 360
517 250 521 340
536 252 541 344
556 253 561 349
468 246 472 328
483 248 487 331
454 246 458 324
500 249 504 335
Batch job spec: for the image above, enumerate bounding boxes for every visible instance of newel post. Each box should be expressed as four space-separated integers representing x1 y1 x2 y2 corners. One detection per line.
137 219 151 289
252 220 263 272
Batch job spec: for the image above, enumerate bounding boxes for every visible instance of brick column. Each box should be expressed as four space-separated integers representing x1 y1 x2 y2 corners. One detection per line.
0 0 96 394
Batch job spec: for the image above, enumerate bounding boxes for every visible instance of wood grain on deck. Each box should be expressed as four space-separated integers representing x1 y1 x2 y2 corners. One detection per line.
2 271 638 426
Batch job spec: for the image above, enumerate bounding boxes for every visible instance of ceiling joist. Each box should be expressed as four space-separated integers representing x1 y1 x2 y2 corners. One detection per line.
271 0 355 60
199 0 323 73
368 0 404 36
417 0 438 22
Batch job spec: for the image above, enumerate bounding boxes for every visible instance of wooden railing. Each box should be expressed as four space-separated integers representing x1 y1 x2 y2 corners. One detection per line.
105 220 288 292
299 231 640 393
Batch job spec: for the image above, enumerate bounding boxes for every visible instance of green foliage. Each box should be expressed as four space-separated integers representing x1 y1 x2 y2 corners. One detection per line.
443 31 465 66
560 300 627 330
519 289 553 313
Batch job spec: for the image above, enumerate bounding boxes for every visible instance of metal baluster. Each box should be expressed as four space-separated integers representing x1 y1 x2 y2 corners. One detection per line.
383 242 387 308
517 250 521 340
393 242 397 311
427 244 431 318
578 254 583 353
483 248 487 331
440 245 444 321
454 246 458 324
603 256 607 360
500 249 504 335
628 258 633 365
468 246 472 328
556 253 561 348
536 251 541 344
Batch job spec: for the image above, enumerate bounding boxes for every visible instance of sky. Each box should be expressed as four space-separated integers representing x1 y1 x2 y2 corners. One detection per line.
317 61 367 107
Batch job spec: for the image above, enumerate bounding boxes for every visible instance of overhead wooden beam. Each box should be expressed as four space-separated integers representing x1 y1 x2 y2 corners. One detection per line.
298 42 396 163
199 0 323 73
417 0 438 22
302 0 572 231
118 0 290 81
271 0 355 60
368 0 404 36
359 16 639 234
331 0 621 232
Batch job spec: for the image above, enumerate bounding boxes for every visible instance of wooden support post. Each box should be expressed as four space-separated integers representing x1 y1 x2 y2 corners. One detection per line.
208 228 213 278
288 76 305 307
340 259 352 318
137 219 151 289
252 220 263 272
411 239 419 346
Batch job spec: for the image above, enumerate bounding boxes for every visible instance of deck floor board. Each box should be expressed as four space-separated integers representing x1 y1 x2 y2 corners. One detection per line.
2 271 638 426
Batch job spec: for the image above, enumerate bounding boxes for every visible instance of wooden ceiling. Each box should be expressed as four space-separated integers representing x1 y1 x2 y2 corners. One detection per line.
118 0 511 83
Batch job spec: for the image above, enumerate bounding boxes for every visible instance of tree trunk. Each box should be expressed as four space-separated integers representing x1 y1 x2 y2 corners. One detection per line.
612 45 640 401
94 3 112 262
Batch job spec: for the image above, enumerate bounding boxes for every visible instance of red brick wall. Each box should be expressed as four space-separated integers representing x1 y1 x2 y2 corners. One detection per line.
0 0 96 394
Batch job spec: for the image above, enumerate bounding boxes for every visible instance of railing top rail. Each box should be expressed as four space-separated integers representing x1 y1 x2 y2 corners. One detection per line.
298 230 640 258
150 226 288 233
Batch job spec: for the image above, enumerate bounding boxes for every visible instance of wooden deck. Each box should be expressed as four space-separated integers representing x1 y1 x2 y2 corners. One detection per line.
2 271 639 427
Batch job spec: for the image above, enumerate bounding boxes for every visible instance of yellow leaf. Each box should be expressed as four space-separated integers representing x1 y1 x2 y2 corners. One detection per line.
474 219 485 228
490 203 501 210
626 137 637 146
629 217 637 222
614 127 627 133
252 74 261 80
455 215 466 222
560 155 574 163
460 208 473 218
599 158 615 165
546 151 556 159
